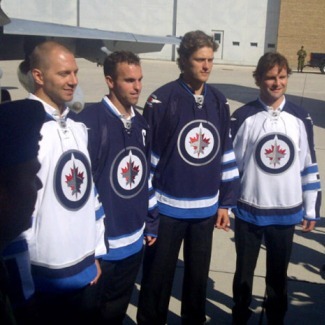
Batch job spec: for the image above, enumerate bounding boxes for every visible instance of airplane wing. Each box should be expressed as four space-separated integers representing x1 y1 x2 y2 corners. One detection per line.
0 5 10 26
0 17 180 64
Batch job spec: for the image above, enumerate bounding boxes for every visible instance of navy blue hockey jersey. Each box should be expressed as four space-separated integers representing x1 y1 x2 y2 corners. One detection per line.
72 97 158 261
143 77 240 219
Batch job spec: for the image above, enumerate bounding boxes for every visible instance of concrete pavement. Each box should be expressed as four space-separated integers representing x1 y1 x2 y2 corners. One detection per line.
1 58 325 324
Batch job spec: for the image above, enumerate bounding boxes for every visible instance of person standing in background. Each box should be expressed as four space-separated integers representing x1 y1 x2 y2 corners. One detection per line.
297 45 307 72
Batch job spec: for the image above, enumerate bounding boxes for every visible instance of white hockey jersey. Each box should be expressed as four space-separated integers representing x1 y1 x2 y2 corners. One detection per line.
231 98 321 226
25 94 106 293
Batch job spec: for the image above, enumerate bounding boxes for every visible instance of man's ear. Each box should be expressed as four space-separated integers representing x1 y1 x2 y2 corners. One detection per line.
105 75 114 89
31 68 44 86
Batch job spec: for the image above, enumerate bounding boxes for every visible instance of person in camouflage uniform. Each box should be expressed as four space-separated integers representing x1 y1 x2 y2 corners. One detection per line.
297 46 307 72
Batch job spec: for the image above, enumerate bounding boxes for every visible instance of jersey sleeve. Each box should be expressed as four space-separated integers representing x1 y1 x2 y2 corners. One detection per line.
143 93 171 181
141 114 159 237
300 115 322 220
93 186 107 256
218 101 240 208
1 235 35 305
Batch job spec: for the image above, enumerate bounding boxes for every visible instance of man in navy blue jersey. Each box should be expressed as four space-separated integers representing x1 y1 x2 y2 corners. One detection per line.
136 30 240 325
72 51 159 324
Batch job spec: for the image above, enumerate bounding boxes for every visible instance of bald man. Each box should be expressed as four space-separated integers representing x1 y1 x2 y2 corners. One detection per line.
20 41 106 324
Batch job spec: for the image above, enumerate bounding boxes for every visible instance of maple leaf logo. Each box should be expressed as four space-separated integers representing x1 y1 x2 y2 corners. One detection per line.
264 137 286 166
65 163 84 197
121 154 140 188
189 126 210 157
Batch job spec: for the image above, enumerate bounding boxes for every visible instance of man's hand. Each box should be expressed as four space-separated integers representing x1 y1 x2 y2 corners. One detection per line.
145 235 157 246
90 259 102 285
301 219 316 233
215 208 231 232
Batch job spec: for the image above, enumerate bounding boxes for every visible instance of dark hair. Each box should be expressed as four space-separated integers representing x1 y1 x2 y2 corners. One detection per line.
176 30 218 71
103 51 141 79
253 52 292 83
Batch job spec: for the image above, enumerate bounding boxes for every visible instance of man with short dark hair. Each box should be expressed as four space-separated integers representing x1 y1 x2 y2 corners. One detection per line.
72 50 158 324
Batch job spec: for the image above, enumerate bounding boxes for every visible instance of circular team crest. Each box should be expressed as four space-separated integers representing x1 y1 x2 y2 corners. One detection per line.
54 150 91 210
177 119 220 166
110 147 147 199
255 133 295 174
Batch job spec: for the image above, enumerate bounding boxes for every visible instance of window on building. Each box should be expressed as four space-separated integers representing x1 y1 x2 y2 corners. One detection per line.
250 42 258 47
212 30 224 59
233 41 240 46
214 32 222 44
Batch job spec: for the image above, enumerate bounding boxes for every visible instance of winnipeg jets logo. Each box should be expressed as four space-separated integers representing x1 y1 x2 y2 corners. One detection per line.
65 162 84 197
264 136 286 166
54 150 91 210
189 124 210 157
178 120 220 166
255 133 295 174
110 147 147 199
121 151 140 188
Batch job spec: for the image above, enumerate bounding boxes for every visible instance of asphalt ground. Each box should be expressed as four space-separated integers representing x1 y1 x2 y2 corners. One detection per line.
1 59 325 324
